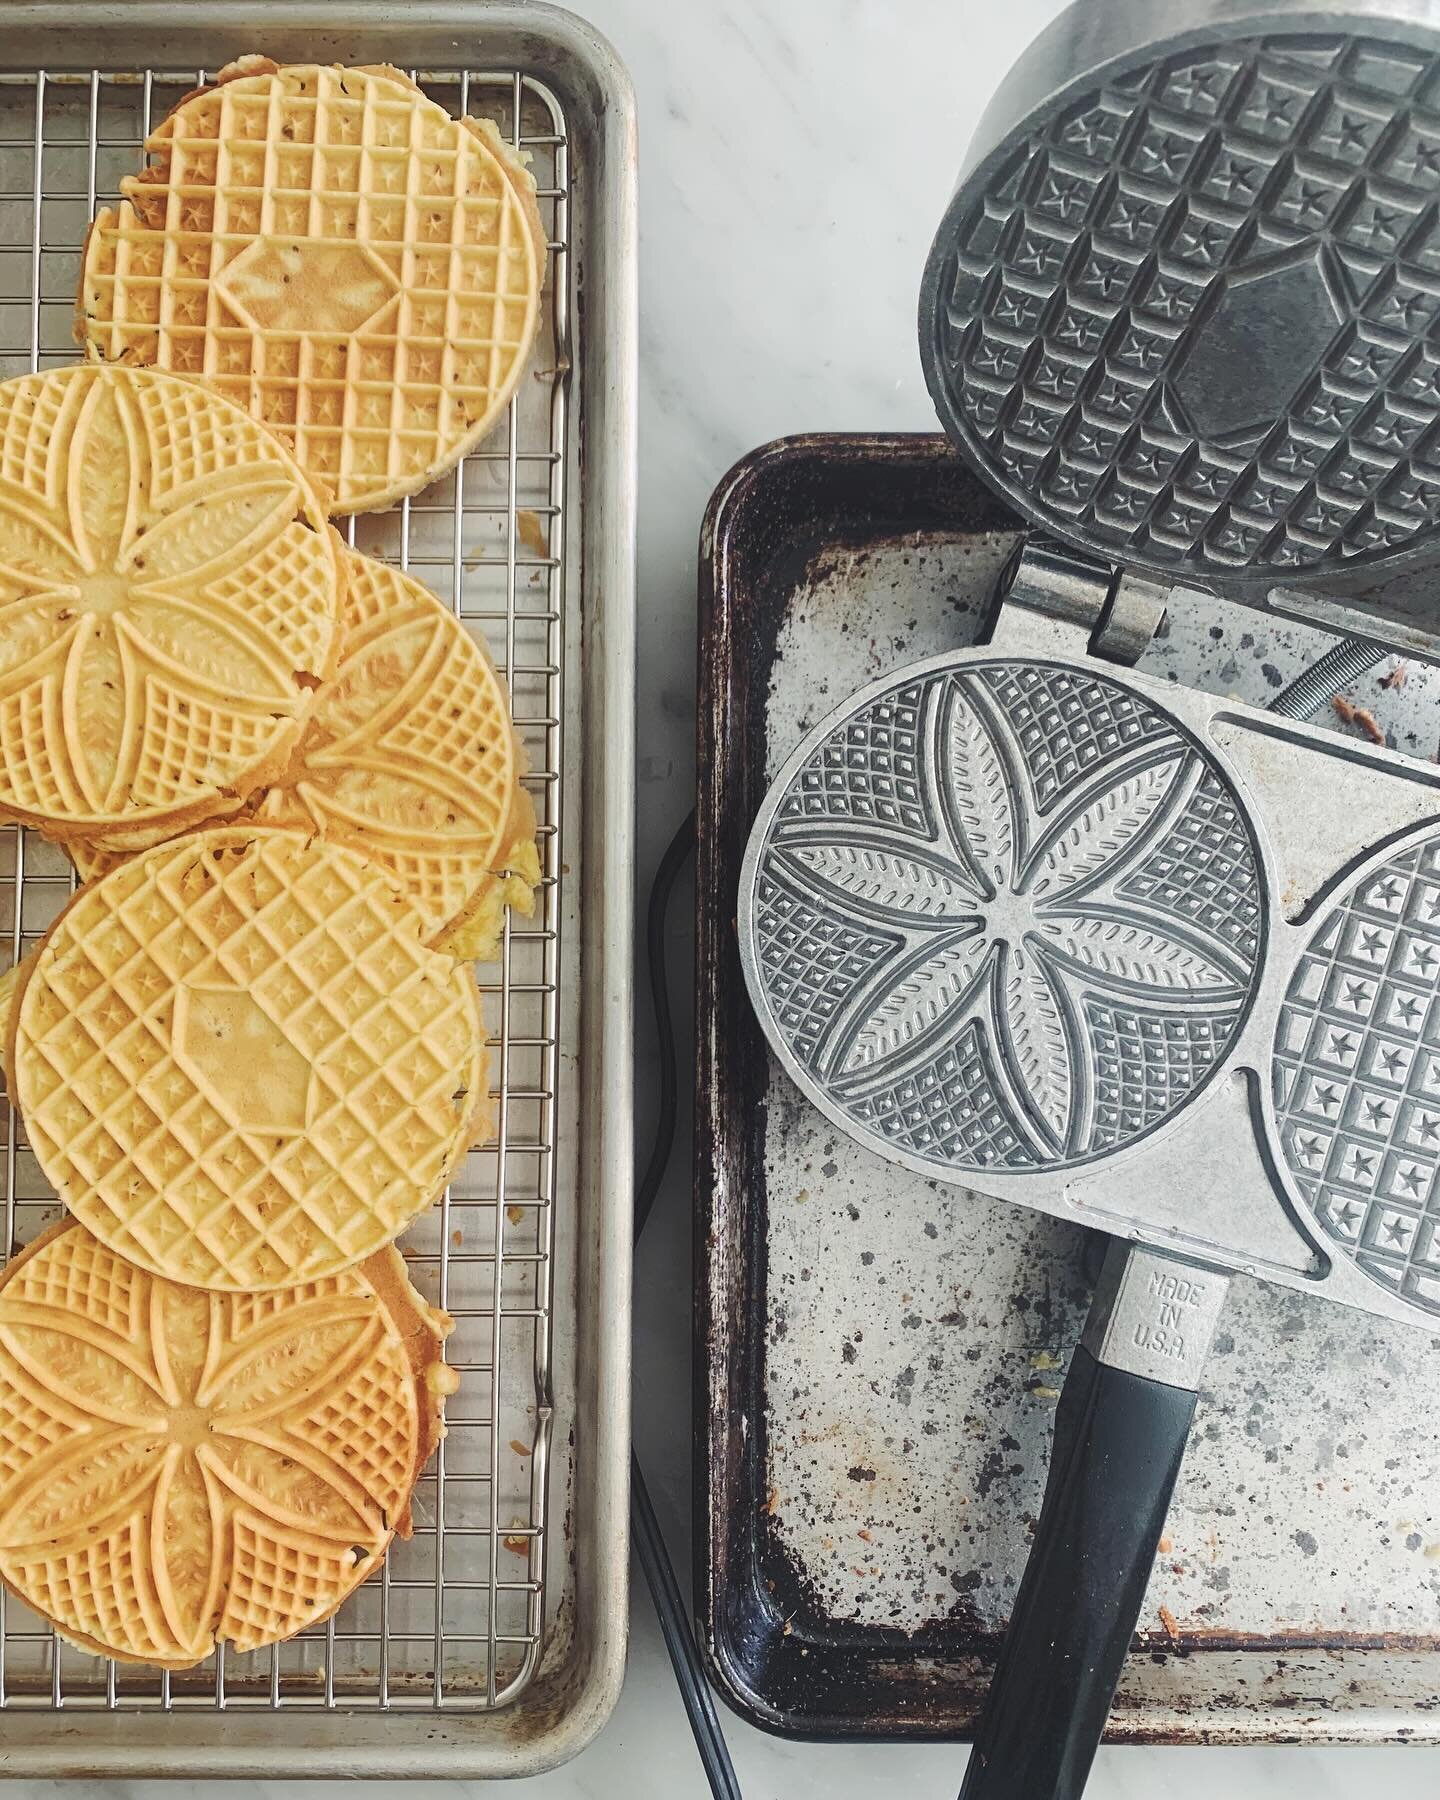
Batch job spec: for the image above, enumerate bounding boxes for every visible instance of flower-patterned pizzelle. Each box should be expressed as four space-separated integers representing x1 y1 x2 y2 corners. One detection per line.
78 60 546 515
0 364 339 838
71 549 541 953
744 659 1265 1172
0 1220 452 1668
257 551 540 949
12 826 489 1291
1273 834 1440 1317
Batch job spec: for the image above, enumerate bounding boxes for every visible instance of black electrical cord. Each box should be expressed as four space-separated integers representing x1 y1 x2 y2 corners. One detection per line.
635 808 695 1243
631 810 741 1800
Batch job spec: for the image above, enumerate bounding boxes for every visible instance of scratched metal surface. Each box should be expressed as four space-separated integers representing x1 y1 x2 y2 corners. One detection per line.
709 435 1440 1738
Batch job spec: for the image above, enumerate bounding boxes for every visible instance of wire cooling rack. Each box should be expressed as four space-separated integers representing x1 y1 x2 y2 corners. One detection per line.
0 61 572 1711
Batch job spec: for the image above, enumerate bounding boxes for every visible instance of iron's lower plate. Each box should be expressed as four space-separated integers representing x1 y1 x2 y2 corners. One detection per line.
743 653 1266 1178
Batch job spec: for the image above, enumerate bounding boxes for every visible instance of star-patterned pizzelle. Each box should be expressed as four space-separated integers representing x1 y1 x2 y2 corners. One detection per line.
78 60 547 515
13 827 490 1291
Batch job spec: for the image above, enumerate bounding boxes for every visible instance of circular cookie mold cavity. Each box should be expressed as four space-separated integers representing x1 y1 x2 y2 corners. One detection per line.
921 27 1440 589
1272 830 1440 1315
741 656 1265 1177
12 826 489 1291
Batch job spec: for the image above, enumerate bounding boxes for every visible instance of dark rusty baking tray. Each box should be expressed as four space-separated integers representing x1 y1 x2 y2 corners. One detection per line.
694 431 1440 1744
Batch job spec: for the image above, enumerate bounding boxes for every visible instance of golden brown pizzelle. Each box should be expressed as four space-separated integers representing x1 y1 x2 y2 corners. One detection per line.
0 363 341 841
77 56 547 515
0 1215 456 1667
70 547 541 955
10 825 491 1293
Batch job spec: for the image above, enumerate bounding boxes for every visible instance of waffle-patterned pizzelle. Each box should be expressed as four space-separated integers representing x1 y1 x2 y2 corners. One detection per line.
10 826 490 1292
0 1217 455 1668
71 549 541 954
0 363 340 840
78 57 547 515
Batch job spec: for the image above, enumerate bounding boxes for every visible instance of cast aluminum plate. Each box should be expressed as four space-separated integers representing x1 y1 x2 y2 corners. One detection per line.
0 2 635 1781
919 0 1440 595
739 610 1440 1339
748 657 1265 1173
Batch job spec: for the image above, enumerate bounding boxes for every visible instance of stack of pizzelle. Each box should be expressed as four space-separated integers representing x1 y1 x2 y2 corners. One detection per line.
0 54 547 1669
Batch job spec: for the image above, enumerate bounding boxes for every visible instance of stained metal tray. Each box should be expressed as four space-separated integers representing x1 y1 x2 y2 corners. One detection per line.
0 1 634 1779
696 432 1440 1743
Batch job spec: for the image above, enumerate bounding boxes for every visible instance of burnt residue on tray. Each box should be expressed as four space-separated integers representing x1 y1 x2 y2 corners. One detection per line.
695 435 1019 1736
694 433 1440 1744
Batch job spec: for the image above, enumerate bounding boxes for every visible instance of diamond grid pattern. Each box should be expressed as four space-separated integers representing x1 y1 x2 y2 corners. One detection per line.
777 684 931 834
293 1356 415 1522
221 1516 361 1651
0 688 68 813
12 1518 169 1660
1087 1001 1233 1151
933 31 1440 579
14 830 486 1291
978 663 1172 810
1273 838 1440 1313
0 1359 69 1480
80 64 544 513
6 1226 143 1337
1120 768 1262 957
753 864 902 1068
850 1018 1033 1167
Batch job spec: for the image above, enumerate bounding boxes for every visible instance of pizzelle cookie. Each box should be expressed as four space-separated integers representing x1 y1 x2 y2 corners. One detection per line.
72 549 541 954
0 1217 455 1668
78 58 547 514
0 362 340 840
11 826 490 1292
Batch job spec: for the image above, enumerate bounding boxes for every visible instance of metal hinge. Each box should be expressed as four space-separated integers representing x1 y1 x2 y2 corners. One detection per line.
991 538 1167 669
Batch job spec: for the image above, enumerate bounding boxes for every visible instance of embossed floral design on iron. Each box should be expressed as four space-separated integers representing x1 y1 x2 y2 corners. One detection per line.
749 662 1264 1171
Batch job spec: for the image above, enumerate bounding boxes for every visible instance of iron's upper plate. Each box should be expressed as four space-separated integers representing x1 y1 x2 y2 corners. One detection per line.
919 9 1440 593
1272 830 1440 1316
739 656 1265 1179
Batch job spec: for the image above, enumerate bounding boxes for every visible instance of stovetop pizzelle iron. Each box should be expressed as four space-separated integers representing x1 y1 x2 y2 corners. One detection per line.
737 2 1440 1796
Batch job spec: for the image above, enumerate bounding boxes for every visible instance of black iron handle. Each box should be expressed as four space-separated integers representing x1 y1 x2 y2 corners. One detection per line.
959 1241 1229 1800
958 1343 1194 1800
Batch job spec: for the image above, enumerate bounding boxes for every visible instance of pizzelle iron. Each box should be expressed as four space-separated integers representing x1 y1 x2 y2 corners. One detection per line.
737 3 1440 1796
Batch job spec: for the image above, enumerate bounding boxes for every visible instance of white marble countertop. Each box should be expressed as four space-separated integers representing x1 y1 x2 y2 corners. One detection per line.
41 1 1440 1795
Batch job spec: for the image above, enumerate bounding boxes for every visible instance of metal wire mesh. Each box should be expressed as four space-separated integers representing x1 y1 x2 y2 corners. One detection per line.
0 62 571 1711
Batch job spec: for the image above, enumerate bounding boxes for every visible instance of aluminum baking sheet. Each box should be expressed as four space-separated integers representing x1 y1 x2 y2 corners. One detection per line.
697 433 1440 1743
0 2 634 1779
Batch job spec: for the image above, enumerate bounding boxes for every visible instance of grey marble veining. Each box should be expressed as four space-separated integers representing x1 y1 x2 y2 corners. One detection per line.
612 0 1440 1791
10 1 1440 1793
